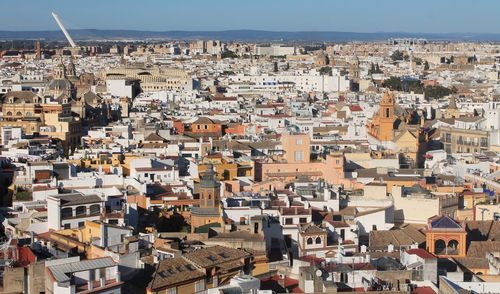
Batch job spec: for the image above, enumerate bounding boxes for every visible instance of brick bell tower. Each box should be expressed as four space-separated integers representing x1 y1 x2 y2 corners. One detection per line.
378 91 396 141
190 164 223 231
199 164 221 209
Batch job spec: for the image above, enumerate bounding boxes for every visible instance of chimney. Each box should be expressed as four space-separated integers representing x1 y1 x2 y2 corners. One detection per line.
388 243 394 253
277 276 285 289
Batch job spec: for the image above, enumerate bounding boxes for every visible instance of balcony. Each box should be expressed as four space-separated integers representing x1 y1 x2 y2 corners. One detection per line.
61 212 101 220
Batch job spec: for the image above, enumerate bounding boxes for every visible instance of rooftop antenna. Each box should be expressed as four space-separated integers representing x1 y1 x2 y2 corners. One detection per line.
51 12 77 48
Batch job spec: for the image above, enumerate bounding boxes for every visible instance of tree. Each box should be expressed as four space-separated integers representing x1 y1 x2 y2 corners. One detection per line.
368 63 383 75
390 50 404 61
319 66 332 76
221 50 238 59
424 85 454 100
383 76 404 91
424 61 430 70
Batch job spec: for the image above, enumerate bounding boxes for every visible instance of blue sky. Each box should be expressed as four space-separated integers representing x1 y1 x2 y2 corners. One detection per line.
3 0 499 33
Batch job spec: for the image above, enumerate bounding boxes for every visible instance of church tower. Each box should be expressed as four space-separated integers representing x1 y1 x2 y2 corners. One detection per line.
66 59 77 78
350 55 360 81
190 164 223 231
378 91 396 141
54 60 66 79
199 164 221 209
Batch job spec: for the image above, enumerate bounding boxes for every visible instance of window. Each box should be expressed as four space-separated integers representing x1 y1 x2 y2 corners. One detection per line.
294 151 303 162
285 218 293 225
307 237 313 245
385 108 390 118
296 139 303 145
61 208 72 219
89 204 101 215
315 237 322 244
63 223 70 229
78 222 84 227
299 218 307 224
167 287 177 294
75 206 86 216
195 280 205 292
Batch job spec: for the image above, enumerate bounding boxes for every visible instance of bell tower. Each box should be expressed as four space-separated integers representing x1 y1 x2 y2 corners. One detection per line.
199 164 220 209
378 91 396 141
191 164 223 231
54 60 66 79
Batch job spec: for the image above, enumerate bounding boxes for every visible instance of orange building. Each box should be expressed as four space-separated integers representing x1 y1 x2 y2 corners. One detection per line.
172 119 185 134
425 215 467 257
190 117 222 137
255 133 351 187
368 91 396 141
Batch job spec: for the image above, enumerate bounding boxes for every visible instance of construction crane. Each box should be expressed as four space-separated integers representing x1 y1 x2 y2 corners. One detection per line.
51 12 77 48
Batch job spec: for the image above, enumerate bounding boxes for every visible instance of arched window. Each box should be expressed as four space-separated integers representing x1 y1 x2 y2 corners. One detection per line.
385 108 390 118
6 111 12 116
307 238 313 245
89 204 101 215
434 240 446 255
447 240 459 255
25 112 32 117
315 237 322 244
16 112 22 116
61 207 73 219
75 206 86 216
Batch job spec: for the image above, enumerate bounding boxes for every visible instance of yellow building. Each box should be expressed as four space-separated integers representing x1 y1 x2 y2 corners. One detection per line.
0 91 42 135
40 107 81 153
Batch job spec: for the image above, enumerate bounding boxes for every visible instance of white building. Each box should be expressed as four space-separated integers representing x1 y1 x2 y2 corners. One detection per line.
45 257 122 294
106 78 140 98
47 193 104 230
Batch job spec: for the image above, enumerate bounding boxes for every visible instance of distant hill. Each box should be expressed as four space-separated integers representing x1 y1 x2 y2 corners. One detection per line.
1 29 500 42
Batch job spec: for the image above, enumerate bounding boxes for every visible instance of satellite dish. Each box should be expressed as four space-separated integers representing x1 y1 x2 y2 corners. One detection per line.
316 269 323 277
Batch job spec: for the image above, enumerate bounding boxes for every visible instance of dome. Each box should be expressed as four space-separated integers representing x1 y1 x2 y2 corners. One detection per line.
47 78 73 91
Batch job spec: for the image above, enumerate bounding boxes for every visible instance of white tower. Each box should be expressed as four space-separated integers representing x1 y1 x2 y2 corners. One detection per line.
51 12 77 48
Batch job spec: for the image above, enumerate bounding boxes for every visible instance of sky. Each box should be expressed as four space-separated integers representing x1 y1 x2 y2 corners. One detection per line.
2 0 500 34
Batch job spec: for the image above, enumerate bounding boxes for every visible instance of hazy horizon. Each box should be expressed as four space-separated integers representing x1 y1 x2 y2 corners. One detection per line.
2 0 500 34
